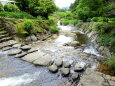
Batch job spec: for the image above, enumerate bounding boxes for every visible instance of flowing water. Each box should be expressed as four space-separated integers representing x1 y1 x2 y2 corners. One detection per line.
0 22 101 86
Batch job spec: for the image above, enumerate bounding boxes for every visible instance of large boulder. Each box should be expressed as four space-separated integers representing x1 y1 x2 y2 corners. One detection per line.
48 64 58 73
8 49 22 56
60 68 70 76
55 58 63 67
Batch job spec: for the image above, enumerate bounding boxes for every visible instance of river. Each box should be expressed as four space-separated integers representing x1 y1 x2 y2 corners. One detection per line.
0 22 101 86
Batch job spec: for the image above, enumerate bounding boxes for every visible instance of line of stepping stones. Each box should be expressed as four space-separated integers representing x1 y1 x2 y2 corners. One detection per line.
1 42 86 84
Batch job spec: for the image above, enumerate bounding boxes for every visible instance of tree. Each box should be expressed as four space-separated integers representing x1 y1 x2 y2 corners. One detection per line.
0 2 4 11
14 0 57 18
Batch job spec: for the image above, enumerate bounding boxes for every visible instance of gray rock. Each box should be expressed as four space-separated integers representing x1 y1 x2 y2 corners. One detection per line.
12 44 21 48
22 51 44 63
71 73 79 80
78 68 105 86
21 45 31 50
8 49 22 56
31 34 37 41
74 63 85 72
63 61 71 68
60 68 70 76
48 64 58 73
33 54 52 66
2 47 12 51
55 58 63 67
28 48 38 53
15 53 27 58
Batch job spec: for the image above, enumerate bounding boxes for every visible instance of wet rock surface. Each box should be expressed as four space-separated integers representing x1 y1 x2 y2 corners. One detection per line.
48 64 58 73
60 68 70 76
8 49 22 56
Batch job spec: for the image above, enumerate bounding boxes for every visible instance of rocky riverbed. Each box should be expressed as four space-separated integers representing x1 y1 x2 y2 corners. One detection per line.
0 22 115 86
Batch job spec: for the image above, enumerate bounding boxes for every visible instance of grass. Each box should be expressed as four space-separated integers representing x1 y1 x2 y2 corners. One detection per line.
60 19 78 26
49 25 59 33
0 11 35 19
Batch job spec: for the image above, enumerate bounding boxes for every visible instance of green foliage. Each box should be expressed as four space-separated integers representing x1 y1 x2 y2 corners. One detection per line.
70 0 115 21
0 2 4 11
16 23 28 36
0 11 35 19
60 19 78 26
49 26 59 33
23 19 34 34
106 56 115 74
15 0 57 18
4 4 20 12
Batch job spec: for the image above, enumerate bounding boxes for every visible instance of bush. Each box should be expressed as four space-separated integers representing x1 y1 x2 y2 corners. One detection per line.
0 11 35 19
16 23 28 36
91 17 109 22
49 26 59 33
4 4 19 12
60 19 78 26
106 56 115 75
23 20 34 34
0 2 4 11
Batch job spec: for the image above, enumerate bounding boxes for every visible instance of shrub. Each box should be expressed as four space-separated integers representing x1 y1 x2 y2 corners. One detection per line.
0 2 4 11
60 19 78 26
49 26 59 33
4 4 19 12
91 17 109 22
0 11 35 19
16 23 28 36
106 56 115 75
23 19 34 34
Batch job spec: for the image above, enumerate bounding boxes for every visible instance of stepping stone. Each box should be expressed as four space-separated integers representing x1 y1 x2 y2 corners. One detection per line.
15 53 27 58
12 44 21 48
28 48 38 53
48 64 58 73
63 61 71 68
74 63 85 72
2 47 12 51
55 58 63 67
21 45 31 50
8 49 22 56
60 68 70 76
71 73 79 80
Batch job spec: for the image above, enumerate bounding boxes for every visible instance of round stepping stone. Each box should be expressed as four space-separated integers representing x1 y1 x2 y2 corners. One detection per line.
60 68 70 76
48 64 58 73
63 61 71 68
55 58 63 67
74 63 85 72
71 73 79 80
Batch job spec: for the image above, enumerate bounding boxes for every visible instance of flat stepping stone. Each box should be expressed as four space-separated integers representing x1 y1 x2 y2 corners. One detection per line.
15 53 27 58
48 64 58 73
12 44 21 48
2 47 12 51
60 68 70 76
21 45 31 50
28 48 38 53
22 51 45 63
8 49 22 56
71 73 79 80
33 54 52 66
55 58 63 67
